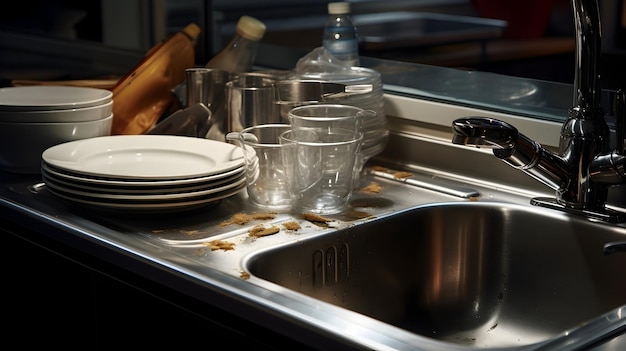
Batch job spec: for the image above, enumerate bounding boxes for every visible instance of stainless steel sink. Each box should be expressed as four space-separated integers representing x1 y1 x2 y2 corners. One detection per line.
245 201 626 349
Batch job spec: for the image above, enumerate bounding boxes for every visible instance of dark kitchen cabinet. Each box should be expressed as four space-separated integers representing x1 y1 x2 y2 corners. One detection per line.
1 219 315 350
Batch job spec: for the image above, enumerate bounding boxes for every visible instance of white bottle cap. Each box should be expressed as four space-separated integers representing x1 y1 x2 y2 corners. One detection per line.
328 2 350 15
236 16 267 41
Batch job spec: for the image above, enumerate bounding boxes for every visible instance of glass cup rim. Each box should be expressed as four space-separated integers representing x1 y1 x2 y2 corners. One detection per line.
232 124 292 147
279 128 363 147
226 75 275 89
288 103 364 117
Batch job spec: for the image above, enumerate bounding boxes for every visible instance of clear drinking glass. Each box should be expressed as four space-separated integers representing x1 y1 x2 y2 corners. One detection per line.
280 127 363 215
226 124 294 211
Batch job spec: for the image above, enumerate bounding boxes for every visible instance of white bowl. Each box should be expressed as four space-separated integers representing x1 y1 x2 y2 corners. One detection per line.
0 114 113 174
0 86 112 111
0 100 113 123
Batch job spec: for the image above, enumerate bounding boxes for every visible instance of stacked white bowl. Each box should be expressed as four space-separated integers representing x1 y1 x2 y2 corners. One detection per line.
0 86 114 174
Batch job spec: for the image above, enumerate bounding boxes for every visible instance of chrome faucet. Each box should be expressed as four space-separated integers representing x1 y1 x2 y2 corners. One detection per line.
451 0 626 222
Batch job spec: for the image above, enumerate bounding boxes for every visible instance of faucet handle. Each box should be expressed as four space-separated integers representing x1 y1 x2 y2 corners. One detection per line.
451 117 518 149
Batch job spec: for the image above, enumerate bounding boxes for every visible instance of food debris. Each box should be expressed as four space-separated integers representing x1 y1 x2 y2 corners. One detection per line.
219 213 252 226
240 271 250 280
393 171 413 179
361 181 382 193
248 225 280 237
302 212 333 223
251 212 277 220
204 240 236 251
369 165 389 172
219 212 277 226
282 221 301 231
368 166 413 179
180 229 200 236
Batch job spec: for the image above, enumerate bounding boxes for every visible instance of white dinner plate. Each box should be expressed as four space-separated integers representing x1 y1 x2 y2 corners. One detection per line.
43 172 246 201
41 165 246 195
41 161 245 188
45 180 246 213
42 135 245 180
0 86 112 111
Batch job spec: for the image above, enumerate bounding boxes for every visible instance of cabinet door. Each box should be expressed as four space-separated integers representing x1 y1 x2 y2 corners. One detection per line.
2 227 96 346
0 221 315 350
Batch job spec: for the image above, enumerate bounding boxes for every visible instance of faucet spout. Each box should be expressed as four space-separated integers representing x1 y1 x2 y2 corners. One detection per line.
451 0 626 222
556 0 610 209
571 0 603 118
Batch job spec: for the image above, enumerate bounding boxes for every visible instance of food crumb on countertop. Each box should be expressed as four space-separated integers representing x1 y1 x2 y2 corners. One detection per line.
369 165 389 172
204 239 236 251
393 171 413 179
367 165 414 180
249 225 280 237
251 212 277 220
219 212 277 226
240 271 250 280
361 181 382 193
219 213 253 226
302 212 333 223
282 221 301 231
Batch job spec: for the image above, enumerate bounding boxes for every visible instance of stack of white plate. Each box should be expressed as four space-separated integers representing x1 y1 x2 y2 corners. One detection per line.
0 86 114 174
41 135 255 213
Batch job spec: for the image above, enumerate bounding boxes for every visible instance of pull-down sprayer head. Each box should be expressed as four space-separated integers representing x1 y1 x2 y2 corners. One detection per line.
451 118 518 149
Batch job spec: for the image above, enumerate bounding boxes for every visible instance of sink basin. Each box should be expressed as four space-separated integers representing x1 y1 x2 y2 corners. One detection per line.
245 202 626 348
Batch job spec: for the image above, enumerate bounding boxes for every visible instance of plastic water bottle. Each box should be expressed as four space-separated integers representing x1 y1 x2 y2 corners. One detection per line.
203 15 266 141
322 2 360 66
206 15 267 74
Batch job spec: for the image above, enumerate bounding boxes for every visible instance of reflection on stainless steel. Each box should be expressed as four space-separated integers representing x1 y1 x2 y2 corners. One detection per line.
452 0 626 223
395 68 540 105
275 80 373 103
369 168 480 199
353 12 507 51
604 241 626 255
27 182 46 194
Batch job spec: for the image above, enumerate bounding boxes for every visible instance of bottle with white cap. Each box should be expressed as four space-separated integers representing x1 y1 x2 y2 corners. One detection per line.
205 15 267 74
201 16 266 141
322 1 360 66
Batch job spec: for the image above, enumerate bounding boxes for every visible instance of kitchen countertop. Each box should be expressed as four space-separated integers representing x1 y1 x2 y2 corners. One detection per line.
1 128 624 349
